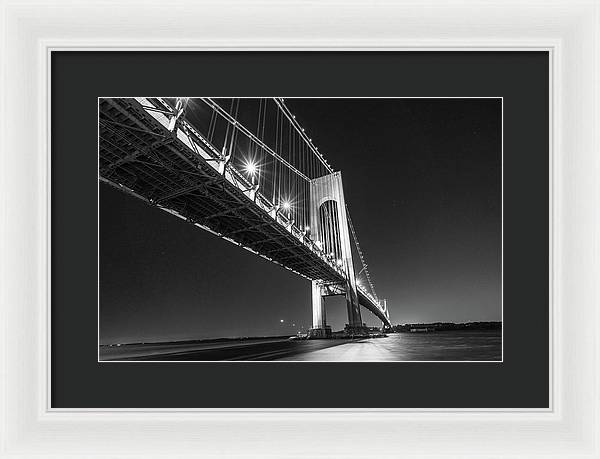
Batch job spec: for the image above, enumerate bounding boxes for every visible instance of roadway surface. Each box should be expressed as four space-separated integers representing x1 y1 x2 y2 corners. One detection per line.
100 337 351 361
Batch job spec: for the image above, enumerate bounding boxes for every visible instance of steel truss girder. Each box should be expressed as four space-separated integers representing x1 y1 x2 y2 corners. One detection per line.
99 97 345 285
222 221 273 237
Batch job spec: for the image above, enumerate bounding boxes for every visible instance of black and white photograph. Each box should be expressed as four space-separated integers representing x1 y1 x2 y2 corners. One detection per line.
98 97 502 362
8 0 600 451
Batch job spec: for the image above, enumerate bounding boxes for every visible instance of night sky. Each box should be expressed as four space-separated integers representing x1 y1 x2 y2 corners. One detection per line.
100 98 501 344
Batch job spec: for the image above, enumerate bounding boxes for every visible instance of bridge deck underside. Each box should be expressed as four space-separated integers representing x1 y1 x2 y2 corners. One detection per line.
99 98 345 284
357 291 388 324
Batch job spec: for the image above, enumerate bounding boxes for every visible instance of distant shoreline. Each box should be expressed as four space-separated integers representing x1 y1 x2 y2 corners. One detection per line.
391 321 502 333
100 322 501 347
99 334 293 348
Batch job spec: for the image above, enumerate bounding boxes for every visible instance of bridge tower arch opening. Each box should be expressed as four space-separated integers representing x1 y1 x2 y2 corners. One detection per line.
309 172 364 338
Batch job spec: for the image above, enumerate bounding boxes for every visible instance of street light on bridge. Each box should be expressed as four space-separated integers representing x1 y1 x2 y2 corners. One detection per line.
243 160 258 184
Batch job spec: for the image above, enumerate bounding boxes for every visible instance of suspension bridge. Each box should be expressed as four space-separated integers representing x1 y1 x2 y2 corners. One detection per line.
99 97 391 338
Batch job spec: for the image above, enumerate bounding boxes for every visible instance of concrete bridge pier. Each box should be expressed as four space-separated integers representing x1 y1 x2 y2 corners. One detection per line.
309 281 332 338
308 172 368 338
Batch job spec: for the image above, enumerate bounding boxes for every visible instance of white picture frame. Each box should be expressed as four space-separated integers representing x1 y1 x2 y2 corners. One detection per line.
1 0 598 457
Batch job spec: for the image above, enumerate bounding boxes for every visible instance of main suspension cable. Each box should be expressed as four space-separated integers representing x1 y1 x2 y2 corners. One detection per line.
347 206 379 302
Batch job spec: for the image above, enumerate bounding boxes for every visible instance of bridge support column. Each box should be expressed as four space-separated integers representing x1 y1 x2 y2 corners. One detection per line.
308 281 331 339
310 172 366 335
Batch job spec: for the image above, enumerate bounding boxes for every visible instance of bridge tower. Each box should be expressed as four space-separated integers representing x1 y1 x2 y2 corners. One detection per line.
309 172 364 338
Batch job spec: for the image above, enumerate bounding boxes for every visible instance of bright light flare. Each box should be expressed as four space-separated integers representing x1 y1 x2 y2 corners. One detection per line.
282 201 291 210
244 160 258 176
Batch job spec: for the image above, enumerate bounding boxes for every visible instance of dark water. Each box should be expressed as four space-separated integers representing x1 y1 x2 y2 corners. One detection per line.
289 329 502 361
397 329 502 361
100 329 501 361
